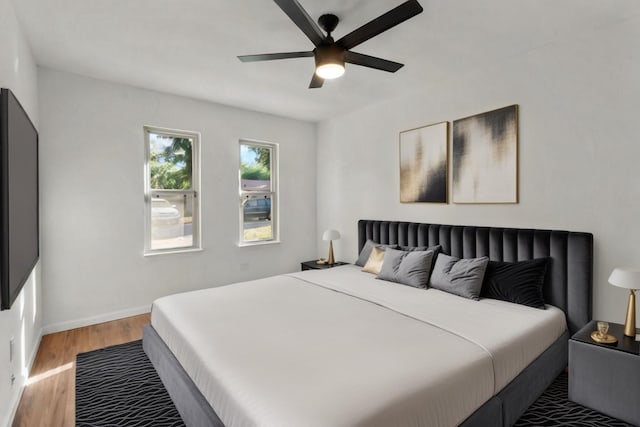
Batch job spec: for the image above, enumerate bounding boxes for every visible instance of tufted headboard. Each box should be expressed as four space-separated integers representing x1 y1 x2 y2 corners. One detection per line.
358 220 593 334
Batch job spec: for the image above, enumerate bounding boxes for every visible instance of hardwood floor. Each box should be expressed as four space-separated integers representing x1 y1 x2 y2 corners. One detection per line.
12 314 151 427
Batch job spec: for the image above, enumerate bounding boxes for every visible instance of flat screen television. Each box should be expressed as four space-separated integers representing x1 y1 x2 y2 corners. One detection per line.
0 88 39 310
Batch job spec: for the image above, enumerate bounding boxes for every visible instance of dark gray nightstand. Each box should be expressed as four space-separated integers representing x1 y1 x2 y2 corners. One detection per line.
569 320 640 425
300 260 349 271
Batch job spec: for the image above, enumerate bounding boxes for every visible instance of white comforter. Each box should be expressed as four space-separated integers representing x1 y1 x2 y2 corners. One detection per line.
151 265 566 427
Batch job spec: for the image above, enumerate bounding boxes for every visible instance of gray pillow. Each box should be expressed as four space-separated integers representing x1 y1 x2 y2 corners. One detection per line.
355 240 398 267
399 244 442 274
429 254 489 300
376 248 435 288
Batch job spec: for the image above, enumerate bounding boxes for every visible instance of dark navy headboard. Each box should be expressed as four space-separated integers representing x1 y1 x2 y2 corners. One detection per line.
358 220 593 334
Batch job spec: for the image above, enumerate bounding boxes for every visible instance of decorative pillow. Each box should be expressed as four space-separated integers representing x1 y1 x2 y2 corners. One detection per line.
376 248 435 288
481 258 550 309
429 254 489 300
355 240 398 267
399 244 442 273
361 246 386 275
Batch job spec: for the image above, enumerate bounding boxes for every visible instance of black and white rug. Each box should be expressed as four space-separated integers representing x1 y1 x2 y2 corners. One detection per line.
76 341 631 426
76 341 184 427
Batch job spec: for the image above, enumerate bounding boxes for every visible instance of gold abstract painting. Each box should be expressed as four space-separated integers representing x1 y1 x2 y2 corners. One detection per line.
400 121 448 203
452 105 518 203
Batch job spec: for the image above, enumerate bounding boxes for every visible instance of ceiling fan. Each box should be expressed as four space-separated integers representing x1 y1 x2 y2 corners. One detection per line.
238 0 424 89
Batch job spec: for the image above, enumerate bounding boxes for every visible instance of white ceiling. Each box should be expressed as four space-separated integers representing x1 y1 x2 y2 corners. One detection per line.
11 0 639 122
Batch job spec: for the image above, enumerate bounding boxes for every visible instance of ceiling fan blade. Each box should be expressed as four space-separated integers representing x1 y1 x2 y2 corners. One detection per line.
309 73 324 89
344 51 404 72
238 51 314 62
273 0 326 46
336 0 423 50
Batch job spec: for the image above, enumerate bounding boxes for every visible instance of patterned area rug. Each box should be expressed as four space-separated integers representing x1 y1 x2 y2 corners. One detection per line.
515 372 633 427
76 341 631 426
75 341 184 427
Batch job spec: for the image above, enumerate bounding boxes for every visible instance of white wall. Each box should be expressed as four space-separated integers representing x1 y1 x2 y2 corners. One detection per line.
0 0 42 424
38 68 317 330
317 10 640 325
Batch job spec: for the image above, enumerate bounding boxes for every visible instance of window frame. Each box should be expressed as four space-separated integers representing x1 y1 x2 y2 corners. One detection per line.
238 139 279 246
143 126 202 255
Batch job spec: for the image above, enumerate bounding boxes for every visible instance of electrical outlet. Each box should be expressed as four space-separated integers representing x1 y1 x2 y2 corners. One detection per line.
9 338 14 363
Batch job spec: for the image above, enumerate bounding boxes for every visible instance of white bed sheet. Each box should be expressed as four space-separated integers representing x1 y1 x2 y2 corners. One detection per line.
151 265 566 427
289 265 567 392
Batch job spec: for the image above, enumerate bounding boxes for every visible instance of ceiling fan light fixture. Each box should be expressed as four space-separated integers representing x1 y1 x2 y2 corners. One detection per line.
315 45 345 80
316 63 344 79
238 0 424 88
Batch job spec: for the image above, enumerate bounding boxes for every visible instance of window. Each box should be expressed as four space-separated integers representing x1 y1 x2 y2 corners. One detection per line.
239 140 278 244
144 127 200 254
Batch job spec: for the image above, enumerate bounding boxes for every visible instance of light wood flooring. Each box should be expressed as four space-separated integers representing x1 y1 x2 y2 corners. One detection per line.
12 313 151 427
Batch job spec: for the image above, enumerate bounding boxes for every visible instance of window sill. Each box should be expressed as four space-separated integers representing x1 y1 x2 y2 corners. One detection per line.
237 240 281 248
144 247 204 257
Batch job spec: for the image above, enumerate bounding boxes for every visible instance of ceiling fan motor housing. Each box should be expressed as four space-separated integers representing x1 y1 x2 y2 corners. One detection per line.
314 44 345 68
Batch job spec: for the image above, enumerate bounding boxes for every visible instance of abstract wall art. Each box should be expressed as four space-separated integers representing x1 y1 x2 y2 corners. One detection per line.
400 121 448 203
452 105 518 203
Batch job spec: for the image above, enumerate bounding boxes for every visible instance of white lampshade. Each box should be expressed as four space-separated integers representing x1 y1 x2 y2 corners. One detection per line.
608 267 640 289
322 229 340 241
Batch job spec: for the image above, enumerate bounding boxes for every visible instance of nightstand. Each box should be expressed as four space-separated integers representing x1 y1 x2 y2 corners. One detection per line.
300 260 349 271
569 320 640 425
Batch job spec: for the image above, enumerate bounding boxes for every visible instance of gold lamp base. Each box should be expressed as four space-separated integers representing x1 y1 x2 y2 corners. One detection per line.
623 289 636 337
327 240 335 265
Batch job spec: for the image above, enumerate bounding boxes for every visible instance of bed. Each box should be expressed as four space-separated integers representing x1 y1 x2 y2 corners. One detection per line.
143 220 593 427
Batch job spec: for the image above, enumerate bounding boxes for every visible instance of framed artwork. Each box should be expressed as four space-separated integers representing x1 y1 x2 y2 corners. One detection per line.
399 121 448 203
452 105 518 203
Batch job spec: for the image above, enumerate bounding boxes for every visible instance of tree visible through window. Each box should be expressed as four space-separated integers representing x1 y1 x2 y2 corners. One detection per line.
240 141 277 244
150 137 193 190
145 127 200 254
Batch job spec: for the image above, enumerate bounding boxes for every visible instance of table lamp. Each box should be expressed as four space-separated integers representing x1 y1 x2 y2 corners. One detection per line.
322 229 340 265
608 267 640 337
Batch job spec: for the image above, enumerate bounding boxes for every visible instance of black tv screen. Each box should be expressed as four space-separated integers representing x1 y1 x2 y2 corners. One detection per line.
0 88 39 310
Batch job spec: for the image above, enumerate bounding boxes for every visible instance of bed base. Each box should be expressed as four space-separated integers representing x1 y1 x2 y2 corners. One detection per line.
143 324 569 427
462 330 569 426
143 324 224 427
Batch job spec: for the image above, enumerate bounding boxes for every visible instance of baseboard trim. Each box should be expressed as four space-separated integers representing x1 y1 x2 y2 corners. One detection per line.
5 327 43 427
4 379 23 427
42 305 151 335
